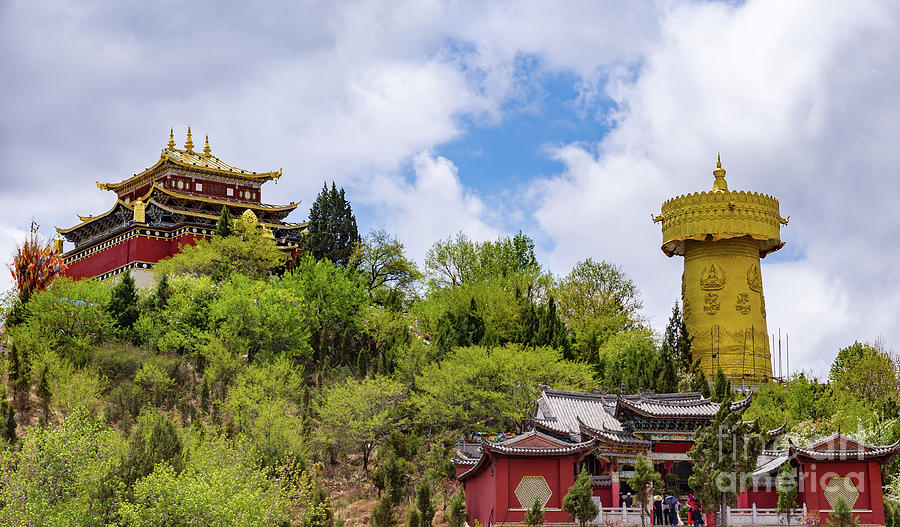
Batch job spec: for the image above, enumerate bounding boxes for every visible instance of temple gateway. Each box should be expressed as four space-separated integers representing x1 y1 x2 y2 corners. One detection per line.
454 389 898 527
56 128 305 286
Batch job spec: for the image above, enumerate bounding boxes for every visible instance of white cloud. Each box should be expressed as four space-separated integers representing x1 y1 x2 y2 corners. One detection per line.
530 0 900 376
358 152 499 261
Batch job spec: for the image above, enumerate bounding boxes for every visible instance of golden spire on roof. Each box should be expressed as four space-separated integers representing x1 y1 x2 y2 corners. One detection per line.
712 153 728 192
203 134 211 156
167 128 176 149
184 126 194 152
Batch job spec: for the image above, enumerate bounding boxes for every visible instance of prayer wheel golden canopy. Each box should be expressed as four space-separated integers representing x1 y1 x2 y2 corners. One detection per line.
653 155 788 383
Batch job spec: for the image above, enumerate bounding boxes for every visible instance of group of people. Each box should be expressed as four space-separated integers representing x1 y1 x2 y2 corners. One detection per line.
618 492 704 526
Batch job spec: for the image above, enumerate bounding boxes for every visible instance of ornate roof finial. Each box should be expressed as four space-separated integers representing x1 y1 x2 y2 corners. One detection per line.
203 134 211 156
184 126 194 152
167 128 176 149
712 153 728 192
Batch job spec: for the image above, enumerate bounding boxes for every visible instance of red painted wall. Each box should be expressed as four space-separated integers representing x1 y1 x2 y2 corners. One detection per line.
800 460 884 526
63 232 206 280
465 459 497 527
464 454 583 526
653 442 694 454
592 485 613 505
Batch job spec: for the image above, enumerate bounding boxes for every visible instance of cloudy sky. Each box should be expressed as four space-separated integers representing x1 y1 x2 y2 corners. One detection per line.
3 0 899 377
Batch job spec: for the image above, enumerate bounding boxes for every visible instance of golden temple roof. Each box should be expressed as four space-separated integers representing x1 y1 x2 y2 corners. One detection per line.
97 130 282 193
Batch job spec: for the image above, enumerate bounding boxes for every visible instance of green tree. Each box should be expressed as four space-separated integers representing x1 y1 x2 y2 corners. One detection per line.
155 213 286 280
413 344 594 433
215 205 233 237
830 341 900 406
316 376 408 471
36 367 51 425
303 182 360 267
552 258 643 363
776 463 799 525
0 408 121 525
524 496 545 527
118 434 288 525
352 228 422 302
0 388 16 445
283 255 368 367
688 398 763 526
416 480 435 527
628 454 662 527
828 498 858 527
407 508 421 527
563 467 599 527
662 301 693 370
447 488 466 527
120 411 184 485
370 495 397 527
373 453 406 505
712 368 732 403
108 270 140 332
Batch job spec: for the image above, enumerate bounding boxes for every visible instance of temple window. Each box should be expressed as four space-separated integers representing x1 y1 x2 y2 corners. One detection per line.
227 188 234 196
196 182 203 192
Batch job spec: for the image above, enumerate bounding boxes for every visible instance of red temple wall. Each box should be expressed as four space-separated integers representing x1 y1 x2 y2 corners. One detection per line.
800 460 884 525
592 484 613 505
464 461 497 527
653 442 693 454
63 232 207 280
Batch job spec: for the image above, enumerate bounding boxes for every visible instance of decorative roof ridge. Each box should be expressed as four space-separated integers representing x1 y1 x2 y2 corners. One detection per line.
730 393 754 411
140 183 299 212
805 430 879 452
532 417 570 434
789 439 900 460
634 393 714 407
480 435 595 455
97 149 282 192
543 388 612 400
57 200 133 234
457 449 490 481
144 199 307 229
577 417 652 446
767 422 788 438
497 429 577 448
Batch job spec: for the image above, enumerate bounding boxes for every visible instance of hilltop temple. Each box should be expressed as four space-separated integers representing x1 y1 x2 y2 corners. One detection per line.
653 156 788 383
56 128 306 286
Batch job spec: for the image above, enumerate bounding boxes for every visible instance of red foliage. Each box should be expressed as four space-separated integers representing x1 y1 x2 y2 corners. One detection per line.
8 234 66 302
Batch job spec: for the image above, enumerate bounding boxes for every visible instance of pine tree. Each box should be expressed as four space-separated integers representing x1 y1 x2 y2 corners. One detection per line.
407 508 421 527
712 368 732 403
370 495 397 527
3 397 16 444
776 463 799 525
303 182 360 266
628 454 662 527
447 488 466 527
154 273 171 310
37 367 51 425
524 496 545 527
215 205 233 237
109 270 139 331
563 467 599 527
688 396 763 526
828 498 858 527
416 480 435 527
662 301 693 370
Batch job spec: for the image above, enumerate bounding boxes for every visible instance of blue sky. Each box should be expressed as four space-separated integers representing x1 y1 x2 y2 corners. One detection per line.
2 0 900 376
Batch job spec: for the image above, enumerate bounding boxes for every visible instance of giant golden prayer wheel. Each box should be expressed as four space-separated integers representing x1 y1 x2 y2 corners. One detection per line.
653 156 788 383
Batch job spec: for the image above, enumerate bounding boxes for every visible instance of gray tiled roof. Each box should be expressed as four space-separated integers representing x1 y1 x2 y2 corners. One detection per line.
535 390 624 434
